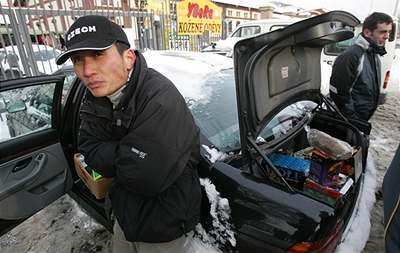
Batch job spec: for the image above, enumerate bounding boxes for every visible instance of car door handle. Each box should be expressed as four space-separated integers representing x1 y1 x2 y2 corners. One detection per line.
12 157 33 173
324 60 333 65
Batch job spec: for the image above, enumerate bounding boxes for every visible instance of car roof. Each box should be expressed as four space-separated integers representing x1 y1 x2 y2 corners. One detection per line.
236 18 302 27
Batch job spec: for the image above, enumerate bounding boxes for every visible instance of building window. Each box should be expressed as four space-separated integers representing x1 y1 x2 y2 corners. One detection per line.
244 13 248 18
236 11 240 17
236 21 240 26
228 21 233 33
253 13 258 19
227 10 232 16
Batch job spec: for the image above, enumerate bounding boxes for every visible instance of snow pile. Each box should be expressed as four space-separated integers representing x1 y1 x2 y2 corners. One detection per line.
196 178 236 251
335 154 377 253
202 145 228 163
370 136 392 152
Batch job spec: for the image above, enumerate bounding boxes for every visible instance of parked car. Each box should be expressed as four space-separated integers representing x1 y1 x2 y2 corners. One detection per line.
202 18 300 57
0 11 367 252
0 44 66 80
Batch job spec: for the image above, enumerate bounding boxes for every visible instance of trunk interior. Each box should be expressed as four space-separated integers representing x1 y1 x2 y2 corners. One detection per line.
260 109 363 209
223 108 365 217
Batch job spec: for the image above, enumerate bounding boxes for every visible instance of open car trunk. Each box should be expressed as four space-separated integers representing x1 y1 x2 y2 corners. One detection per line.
205 10 364 252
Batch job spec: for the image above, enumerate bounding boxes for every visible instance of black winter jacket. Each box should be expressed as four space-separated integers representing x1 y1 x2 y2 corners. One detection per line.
329 35 381 123
383 143 400 253
78 51 201 242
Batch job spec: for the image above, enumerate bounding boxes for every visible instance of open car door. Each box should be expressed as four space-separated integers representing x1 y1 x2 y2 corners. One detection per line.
0 75 73 236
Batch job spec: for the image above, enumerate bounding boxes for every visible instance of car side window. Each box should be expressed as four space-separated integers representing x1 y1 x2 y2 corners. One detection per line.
60 71 77 108
0 83 56 142
231 28 242 37
240 26 261 37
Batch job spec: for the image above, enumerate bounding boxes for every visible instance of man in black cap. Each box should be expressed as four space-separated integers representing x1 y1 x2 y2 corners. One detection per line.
57 15 201 252
329 12 392 135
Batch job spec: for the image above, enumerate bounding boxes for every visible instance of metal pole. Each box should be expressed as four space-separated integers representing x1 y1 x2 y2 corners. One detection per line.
11 8 38 76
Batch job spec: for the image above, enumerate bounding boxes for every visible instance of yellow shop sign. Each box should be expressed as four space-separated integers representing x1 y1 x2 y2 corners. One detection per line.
177 0 222 35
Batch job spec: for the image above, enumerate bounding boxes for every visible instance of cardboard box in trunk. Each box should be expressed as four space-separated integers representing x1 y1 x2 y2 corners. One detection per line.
73 153 112 199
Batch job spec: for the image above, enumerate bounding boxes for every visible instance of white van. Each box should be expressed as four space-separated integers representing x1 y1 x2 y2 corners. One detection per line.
202 18 300 56
321 17 398 104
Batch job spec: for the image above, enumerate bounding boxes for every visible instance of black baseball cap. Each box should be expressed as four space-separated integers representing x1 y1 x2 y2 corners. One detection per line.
56 15 130 65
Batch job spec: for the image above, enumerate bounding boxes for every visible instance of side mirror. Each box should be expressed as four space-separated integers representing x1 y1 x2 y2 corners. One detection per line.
6 99 27 113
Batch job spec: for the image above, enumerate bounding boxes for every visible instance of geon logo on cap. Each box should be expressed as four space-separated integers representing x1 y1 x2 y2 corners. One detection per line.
67 25 97 41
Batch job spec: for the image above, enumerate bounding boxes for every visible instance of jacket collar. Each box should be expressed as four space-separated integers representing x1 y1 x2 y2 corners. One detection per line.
118 50 148 111
355 34 387 56
355 34 370 50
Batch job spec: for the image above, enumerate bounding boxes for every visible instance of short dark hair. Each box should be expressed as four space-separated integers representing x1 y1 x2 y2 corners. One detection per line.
363 12 393 32
115 41 130 55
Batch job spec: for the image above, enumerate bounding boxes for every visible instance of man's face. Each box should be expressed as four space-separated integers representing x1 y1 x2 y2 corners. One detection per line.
71 45 135 97
364 22 392 47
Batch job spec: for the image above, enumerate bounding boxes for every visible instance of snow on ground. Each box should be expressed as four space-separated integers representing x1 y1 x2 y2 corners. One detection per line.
387 49 400 93
336 155 377 253
362 93 400 253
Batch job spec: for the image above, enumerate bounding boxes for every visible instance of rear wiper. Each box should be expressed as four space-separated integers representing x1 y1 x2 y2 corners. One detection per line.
247 137 295 193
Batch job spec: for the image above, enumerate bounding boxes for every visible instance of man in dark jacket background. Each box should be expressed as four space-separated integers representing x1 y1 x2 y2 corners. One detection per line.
56 15 201 252
329 12 392 135
383 143 400 253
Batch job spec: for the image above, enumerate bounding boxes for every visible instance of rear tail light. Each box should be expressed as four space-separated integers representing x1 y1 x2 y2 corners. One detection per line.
383 70 390 89
287 221 343 253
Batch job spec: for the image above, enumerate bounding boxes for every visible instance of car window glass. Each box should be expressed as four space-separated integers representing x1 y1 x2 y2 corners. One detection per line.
0 51 5 62
231 28 241 37
258 101 317 143
58 70 77 107
188 69 240 152
0 83 56 142
34 49 59 61
5 53 20 67
240 26 261 37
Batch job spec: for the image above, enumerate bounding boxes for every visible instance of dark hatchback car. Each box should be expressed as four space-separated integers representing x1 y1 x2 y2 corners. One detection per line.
0 11 366 252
